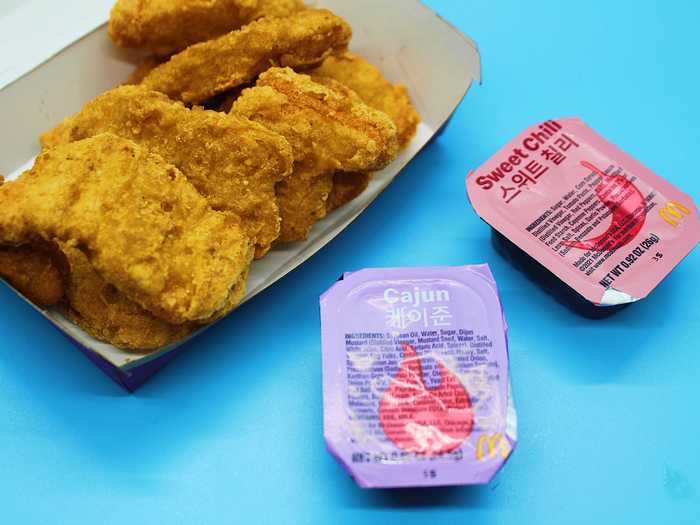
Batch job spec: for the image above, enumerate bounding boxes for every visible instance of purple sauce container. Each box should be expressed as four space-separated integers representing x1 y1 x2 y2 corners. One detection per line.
320 265 517 489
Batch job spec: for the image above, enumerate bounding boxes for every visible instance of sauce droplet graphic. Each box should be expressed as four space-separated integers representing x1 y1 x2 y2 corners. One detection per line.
562 161 647 252
379 344 473 456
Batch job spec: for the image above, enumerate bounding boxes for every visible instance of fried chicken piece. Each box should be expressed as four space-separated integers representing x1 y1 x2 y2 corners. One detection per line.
0 174 67 305
62 241 251 350
124 57 166 85
256 0 305 18
61 245 195 351
216 83 252 113
0 243 196 350
311 53 421 147
0 240 250 351
110 0 306 56
41 86 293 258
305 78 375 211
0 134 253 325
274 165 335 241
326 172 372 212
232 67 399 241
264 76 371 212
0 244 67 307
141 9 352 104
0 194 194 348
314 53 424 210
311 75 360 101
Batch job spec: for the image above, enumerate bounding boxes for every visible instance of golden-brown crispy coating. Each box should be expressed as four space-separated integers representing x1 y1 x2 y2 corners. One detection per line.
0 134 253 325
326 172 372 212
275 165 335 242
141 9 352 104
0 175 66 307
308 78 375 211
64 242 251 350
311 75 361 101
109 0 306 56
311 53 421 147
0 244 66 307
60 245 195 351
124 57 165 85
41 86 293 258
232 67 399 241
256 0 305 18
216 83 252 113
0 240 250 351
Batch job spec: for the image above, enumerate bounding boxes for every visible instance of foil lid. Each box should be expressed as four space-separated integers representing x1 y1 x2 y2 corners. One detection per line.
320 265 516 489
467 118 700 306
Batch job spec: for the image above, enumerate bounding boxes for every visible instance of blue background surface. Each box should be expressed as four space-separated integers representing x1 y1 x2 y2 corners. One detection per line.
1 1 698 523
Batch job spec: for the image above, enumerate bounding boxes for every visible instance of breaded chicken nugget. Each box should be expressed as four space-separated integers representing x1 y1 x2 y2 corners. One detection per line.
110 0 305 56
141 9 352 104
274 165 335 241
0 134 253 325
0 175 66 307
41 86 293 258
256 0 305 18
307 78 375 212
61 245 196 351
326 172 372 212
0 240 250 350
125 57 165 85
63 242 252 350
232 67 399 241
0 244 67 307
0 171 193 349
216 84 252 113
311 53 421 147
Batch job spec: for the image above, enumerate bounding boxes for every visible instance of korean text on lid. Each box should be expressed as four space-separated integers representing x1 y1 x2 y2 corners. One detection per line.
467 118 700 311
320 265 517 489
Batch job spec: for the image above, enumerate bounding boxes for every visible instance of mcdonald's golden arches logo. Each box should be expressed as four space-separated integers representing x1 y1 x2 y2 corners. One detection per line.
475 433 511 461
659 201 691 228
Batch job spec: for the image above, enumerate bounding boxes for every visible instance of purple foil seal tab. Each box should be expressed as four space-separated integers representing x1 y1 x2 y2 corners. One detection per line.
320 265 517 489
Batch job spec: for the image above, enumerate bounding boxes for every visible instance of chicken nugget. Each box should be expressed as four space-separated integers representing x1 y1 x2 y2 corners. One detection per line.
124 57 166 85
61 245 195 351
0 177 66 307
110 0 306 56
0 134 253 324
274 165 335 242
326 172 372 213
282 77 372 211
0 244 67 307
0 245 195 350
141 9 352 104
63 242 252 351
215 83 252 113
0 240 250 350
41 86 293 258
0 178 189 350
256 0 306 18
307 78 374 210
232 67 399 241
311 53 421 147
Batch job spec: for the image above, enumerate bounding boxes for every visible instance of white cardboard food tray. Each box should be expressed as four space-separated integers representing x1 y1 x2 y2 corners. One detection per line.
0 0 481 389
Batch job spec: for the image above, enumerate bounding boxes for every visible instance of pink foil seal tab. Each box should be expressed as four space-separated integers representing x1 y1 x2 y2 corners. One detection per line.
320 266 517 489
467 118 700 306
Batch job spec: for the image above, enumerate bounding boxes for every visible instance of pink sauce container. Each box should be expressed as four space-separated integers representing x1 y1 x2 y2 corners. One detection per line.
467 118 700 316
320 266 517 489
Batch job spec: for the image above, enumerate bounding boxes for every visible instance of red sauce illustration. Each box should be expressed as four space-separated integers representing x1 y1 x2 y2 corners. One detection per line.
379 344 473 456
562 161 647 252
